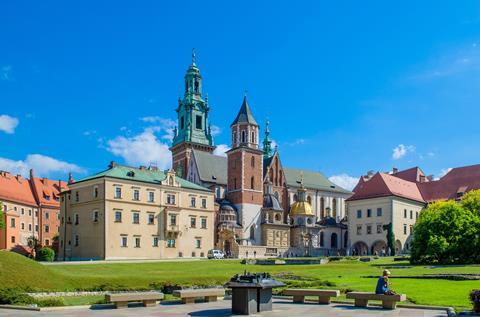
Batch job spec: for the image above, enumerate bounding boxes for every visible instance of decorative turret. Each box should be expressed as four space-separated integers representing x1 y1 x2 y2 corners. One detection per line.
231 95 259 149
290 172 316 228
262 119 273 159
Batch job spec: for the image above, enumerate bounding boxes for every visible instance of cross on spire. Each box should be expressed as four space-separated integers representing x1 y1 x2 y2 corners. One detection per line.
192 48 196 65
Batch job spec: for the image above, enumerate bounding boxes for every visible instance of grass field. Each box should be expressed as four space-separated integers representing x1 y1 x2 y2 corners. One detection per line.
1 251 479 310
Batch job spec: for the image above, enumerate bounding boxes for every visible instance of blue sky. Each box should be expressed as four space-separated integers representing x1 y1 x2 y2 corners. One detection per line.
1 1 480 189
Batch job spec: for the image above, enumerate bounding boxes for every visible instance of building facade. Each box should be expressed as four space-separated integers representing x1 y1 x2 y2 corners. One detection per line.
347 165 480 255
58 163 215 260
0 170 65 253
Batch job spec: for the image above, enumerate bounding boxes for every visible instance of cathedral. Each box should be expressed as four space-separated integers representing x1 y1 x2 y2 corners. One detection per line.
170 53 351 258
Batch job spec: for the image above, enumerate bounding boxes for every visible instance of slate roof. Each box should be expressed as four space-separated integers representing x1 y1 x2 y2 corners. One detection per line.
231 96 258 126
192 150 228 185
74 164 210 192
284 168 352 194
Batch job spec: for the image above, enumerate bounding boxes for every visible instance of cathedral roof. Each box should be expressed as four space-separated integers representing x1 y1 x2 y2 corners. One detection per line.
263 193 283 211
284 168 352 195
231 96 259 127
290 201 314 216
192 150 228 185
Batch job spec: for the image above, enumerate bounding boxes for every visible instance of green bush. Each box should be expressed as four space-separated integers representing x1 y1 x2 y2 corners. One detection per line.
0 288 36 305
37 247 55 262
36 298 64 307
411 197 480 265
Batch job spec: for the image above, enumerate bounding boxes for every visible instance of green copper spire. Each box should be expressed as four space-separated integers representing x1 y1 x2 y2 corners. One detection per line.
263 119 273 158
171 50 214 148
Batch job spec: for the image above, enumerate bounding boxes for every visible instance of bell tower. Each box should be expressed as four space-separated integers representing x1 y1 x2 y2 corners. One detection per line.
226 95 264 244
171 50 215 178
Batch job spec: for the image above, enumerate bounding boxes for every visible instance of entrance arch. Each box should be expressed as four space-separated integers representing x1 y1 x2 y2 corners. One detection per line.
352 241 368 256
371 240 387 255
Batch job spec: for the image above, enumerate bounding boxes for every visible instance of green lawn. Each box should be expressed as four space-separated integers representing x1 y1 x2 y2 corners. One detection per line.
1 251 479 310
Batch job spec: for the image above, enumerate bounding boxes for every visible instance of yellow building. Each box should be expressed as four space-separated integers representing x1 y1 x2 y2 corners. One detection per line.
58 162 215 260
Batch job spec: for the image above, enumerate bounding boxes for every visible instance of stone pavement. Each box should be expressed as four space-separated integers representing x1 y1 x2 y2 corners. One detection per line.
0 299 449 317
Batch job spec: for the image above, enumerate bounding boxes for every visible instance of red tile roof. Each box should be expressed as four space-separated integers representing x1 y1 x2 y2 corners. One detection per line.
348 164 480 204
0 172 37 206
30 177 68 207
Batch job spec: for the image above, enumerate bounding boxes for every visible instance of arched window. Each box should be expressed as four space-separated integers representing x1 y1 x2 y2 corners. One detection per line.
233 132 237 145
320 232 324 247
241 131 246 143
269 169 274 183
320 197 325 218
331 233 338 249
279 172 282 186
249 226 255 240
251 156 255 167
250 176 254 190
307 196 312 205
332 198 337 218
274 213 281 222
251 131 255 144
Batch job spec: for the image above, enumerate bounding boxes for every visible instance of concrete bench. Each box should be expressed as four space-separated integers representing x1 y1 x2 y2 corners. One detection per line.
283 289 340 304
346 292 406 309
105 291 164 309
173 288 225 304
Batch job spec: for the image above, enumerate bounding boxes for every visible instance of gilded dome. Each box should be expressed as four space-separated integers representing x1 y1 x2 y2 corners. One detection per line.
290 201 314 216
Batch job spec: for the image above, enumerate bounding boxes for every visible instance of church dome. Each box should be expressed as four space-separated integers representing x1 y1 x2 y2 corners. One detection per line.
290 201 314 216
263 193 283 211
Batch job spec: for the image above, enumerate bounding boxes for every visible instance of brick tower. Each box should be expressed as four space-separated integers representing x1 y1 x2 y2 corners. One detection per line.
170 50 215 178
226 96 263 244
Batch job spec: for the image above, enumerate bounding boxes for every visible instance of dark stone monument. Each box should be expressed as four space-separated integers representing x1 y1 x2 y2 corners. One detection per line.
225 271 285 315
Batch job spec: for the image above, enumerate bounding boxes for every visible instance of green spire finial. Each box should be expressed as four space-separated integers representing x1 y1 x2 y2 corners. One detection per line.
192 48 196 65
263 118 273 159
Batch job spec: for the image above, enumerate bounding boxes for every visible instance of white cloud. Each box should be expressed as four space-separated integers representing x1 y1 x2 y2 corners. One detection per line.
210 125 221 136
436 167 453 180
284 138 305 146
213 144 231 157
1 65 13 81
139 116 176 141
0 115 19 134
329 174 359 191
0 154 84 177
107 129 171 169
83 130 97 136
392 144 415 160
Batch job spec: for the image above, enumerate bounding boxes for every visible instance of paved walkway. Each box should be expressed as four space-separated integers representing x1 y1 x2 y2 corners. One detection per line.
0 299 449 317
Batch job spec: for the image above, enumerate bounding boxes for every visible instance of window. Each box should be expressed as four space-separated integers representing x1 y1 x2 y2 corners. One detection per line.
35 225 38 232
75 191 79 202
233 131 237 144
148 191 155 202
115 211 122 222
191 197 196 207
28 223 32 231
320 232 324 246
45 225 49 233
170 214 177 226
377 208 383 217
357 210 362 218
14 207 17 211
29 209 32 216
404 209 407 218
233 178 237 189
356 225 362 235
148 213 155 225
115 187 122 199
410 210 413 219
45 212 49 219
190 217 196 228
250 176 254 190
410 225 413 234
121 236 128 247
404 224 407 235
74 235 79 247
10 218 15 228
180 116 184 129
93 210 99 222
167 239 176 248
366 225 372 234
195 115 202 129
251 156 255 167
21 222 25 230
135 237 141 248
201 218 207 229
251 131 255 144
94 186 99 198
132 212 140 224
11 236 15 244
45 239 50 246
35 210 38 217
74 213 79 225
241 131 246 143
167 194 176 205
367 209 372 217
21 208 24 215
192 252 196 257
153 237 159 247
195 239 201 249
377 224 383 234
201 198 207 209
133 189 140 201
416 211 419 220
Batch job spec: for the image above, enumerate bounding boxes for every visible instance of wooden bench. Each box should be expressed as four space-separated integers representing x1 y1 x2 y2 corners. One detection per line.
283 289 340 304
173 288 225 304
346 292 406 309
105 291 164 309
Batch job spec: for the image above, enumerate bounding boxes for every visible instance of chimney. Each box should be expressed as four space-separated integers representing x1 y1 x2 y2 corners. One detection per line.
109 161 117 169
427 175 434 181
392 167 398 174
29 169 35 180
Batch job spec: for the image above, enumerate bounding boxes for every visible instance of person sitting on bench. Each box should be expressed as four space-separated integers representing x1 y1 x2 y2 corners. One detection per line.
375 269 396 295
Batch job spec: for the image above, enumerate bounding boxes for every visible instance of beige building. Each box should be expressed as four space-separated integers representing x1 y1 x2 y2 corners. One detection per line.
58 162 215 260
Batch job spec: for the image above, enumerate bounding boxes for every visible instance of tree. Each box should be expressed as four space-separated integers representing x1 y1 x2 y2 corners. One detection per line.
37 247 55 262
382 223 395 256
461 189 480 216
410 200 480 264
0 201 5 230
